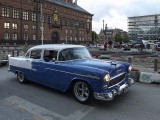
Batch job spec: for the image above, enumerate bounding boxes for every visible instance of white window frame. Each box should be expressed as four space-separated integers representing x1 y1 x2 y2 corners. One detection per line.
33 34 36 40
23 11 29 20
4 33 10 40
12 23 18 29
13 9 19 19
4 22 10 29
24 24 28 31
12 33 18 40
32 13 36 21
24 34 28 40
2 7 9 17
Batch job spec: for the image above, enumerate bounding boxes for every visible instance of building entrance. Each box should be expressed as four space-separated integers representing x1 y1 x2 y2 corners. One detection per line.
51 32 59 44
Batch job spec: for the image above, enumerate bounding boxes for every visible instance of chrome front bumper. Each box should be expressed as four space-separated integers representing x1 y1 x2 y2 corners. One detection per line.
94 78 134 101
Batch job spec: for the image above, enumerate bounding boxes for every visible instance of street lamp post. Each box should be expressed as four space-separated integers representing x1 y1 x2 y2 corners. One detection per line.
40 0 44 45
86 18 91 42
75 21 79 44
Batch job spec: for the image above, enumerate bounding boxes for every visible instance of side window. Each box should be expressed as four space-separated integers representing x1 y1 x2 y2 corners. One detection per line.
43 50 57 62
30 49 42 59
25 51 30 58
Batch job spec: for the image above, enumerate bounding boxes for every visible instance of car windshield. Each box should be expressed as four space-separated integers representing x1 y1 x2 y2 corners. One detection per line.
58 47 91 61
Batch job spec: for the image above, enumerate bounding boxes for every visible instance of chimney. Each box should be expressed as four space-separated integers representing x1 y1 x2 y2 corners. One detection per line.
103 20 104 30
74 0 77 5
105 24 107 30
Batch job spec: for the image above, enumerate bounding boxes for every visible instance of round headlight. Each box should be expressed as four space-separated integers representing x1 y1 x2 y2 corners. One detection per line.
128 66 132 71
103 74 110 82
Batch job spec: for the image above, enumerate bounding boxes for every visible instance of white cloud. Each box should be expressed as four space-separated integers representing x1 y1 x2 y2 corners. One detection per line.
78 0 160 33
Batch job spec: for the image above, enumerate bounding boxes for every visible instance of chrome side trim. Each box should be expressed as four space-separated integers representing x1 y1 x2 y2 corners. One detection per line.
45 68 100 80
32 69 37 71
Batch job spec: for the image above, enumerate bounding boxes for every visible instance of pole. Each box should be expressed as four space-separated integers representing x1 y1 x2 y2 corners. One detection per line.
41 2 44 45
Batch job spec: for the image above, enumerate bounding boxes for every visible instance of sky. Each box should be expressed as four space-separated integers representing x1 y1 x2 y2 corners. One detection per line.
78 0 160 34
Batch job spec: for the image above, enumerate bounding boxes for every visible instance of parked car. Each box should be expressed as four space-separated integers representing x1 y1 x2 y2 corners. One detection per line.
8 44 134 104
97 44 104 50
0 52 9 65
128 40 145 48
155 42 160 51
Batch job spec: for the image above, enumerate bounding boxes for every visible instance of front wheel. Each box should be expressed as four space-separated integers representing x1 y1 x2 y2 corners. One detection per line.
73 81 92 104
17 72 27 83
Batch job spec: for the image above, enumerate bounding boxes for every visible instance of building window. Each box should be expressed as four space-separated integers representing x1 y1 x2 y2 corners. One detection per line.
13 9 19 19
40 15 44 22
4 33 10 40
12 33 18 40
4 22 10 29
70 29 72 34
48 16 52 23
82 31 84 35
33 25 36 32
24 24 28 31
33 35 36 40
70 36 72 41
12 23 18 29
65 29 68 36
2 7 9 17
79 30 82 35
32 13 36 21
23 11 29 20
24 34 28 40
75 37 77 41
82 37 84 41
87 22 90 29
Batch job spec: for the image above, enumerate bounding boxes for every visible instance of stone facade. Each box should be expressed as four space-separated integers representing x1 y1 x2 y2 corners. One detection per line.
99 24 127 42
0 0 93 45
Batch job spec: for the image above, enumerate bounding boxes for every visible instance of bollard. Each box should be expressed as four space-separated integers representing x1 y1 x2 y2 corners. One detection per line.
17 51 19 56
128 57 132 63
12 51 14 57
154 59 158 72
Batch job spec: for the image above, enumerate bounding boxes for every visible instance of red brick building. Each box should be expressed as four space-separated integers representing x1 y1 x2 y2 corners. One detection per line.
0 0 93 45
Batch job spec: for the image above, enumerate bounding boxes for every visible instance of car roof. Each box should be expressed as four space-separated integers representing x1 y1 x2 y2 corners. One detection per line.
29 44 85 51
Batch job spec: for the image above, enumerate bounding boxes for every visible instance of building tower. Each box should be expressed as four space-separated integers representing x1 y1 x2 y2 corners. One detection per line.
103 20 104 30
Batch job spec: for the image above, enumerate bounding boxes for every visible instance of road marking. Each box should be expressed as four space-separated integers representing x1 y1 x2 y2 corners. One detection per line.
4 96 94 120
63 105 94 120
4 96 64 120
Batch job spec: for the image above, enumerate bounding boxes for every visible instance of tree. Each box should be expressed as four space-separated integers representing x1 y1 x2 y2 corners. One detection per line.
92 31 98 43
122 34 130 43
114 33 122 43
114 32 130 43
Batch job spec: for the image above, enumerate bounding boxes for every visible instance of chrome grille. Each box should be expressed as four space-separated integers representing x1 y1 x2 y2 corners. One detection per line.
109 73 126 87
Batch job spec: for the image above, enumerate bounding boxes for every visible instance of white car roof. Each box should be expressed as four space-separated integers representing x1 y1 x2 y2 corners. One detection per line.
29 44 85 51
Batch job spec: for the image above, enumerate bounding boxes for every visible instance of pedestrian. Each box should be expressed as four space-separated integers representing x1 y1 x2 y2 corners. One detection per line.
104 42 107 51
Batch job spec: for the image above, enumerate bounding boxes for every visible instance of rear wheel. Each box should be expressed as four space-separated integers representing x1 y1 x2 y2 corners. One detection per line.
17 72 27 83
73 81 92 104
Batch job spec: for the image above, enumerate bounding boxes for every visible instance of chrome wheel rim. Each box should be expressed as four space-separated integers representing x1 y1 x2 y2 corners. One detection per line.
17 72 24 82
74 82 89 102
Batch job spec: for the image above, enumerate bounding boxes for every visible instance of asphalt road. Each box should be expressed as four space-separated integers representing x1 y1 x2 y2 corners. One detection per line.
0 65 160 120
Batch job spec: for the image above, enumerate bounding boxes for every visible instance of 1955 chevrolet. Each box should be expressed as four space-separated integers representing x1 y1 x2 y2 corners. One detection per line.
8 44 134 104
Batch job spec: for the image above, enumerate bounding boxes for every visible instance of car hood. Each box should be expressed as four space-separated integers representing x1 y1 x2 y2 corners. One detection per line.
66 59 129 76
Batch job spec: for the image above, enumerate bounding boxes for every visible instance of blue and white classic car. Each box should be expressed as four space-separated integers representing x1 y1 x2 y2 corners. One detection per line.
9 44 134 104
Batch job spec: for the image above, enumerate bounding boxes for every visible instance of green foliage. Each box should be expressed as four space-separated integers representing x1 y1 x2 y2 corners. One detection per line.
114 33 130 43
114 33 122 43
123 34 130 43
92 31 98 42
